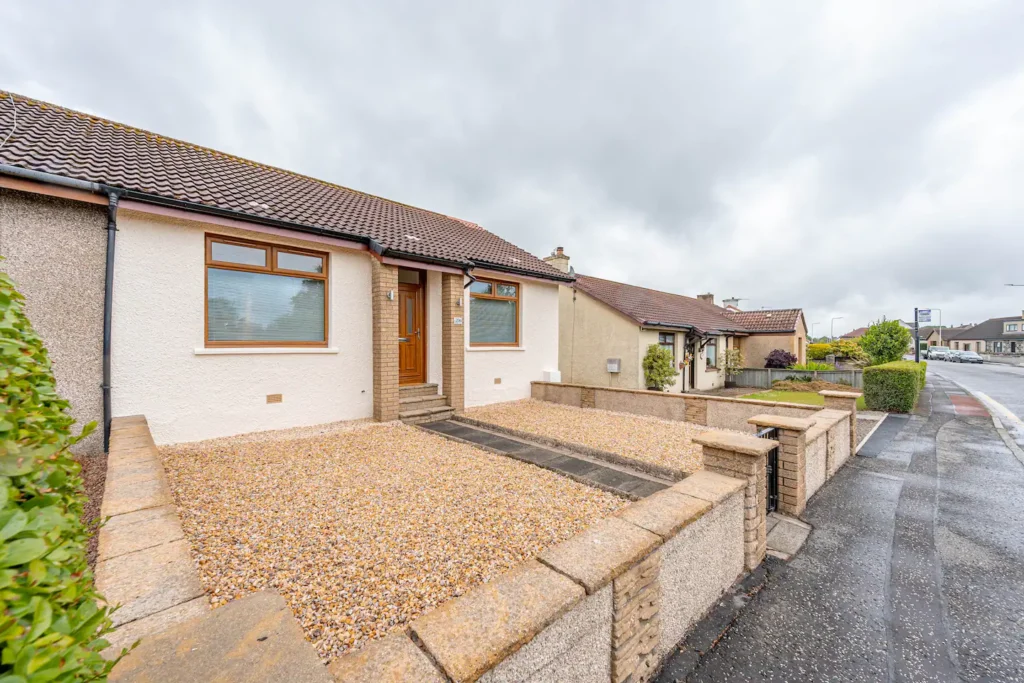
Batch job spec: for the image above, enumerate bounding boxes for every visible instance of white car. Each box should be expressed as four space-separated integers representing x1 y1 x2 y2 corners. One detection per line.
927 346 950 360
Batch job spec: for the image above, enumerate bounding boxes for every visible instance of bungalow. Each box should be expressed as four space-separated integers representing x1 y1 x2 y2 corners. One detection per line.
0 93 570 453
541 248 806 391
946 315 1024 355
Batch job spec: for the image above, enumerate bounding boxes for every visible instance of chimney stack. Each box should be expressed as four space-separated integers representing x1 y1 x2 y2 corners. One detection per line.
722 297 741 310
697 293 715 305
542 246 571 274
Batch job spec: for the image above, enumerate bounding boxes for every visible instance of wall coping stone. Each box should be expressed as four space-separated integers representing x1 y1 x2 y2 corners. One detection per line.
329 632 446 683
538 517 661 595
693 431 780 457
531 381 820 412
668 470 746 505
747 414 815 432
614 490 712 540
818 390 862 399
410 559 584 682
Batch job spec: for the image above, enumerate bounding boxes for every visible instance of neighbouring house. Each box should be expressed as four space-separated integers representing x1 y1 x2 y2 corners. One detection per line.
840 327 868 340
0 93 571 453
919 325 973 348
945 315 1024 355
541 248 806 391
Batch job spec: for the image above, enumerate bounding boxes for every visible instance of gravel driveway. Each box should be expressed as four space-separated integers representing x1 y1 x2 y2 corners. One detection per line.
160 422 624 662
465 399 719 474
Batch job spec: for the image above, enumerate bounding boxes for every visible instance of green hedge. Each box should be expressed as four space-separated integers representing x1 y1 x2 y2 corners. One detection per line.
863 360 927 412
0 267 116 681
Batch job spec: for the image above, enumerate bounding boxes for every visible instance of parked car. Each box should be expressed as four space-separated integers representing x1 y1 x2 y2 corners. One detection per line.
927 346 950 360
947 350 964 362
953 350 984 364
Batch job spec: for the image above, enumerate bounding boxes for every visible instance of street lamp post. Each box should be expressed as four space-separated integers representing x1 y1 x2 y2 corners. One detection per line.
831 317 844 342
811 322 820 341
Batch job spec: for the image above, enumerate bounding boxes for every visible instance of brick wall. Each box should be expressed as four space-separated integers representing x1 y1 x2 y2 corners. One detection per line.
441 273 465 413
371 260 399 421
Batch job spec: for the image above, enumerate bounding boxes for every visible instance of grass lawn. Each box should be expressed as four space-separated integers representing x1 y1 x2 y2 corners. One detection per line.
741 390 867 410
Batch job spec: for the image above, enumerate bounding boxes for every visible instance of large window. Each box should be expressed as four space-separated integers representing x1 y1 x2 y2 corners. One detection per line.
469 277 519 345
205 235 328 347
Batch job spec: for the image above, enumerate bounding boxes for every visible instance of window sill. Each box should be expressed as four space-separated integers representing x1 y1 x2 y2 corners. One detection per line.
194 347 340 356
466 346 526 352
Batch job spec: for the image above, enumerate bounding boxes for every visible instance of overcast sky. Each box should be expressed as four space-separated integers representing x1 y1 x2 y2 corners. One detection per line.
3 1 1023 336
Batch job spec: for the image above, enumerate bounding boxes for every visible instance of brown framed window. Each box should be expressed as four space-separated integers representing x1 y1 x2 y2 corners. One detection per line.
469 277 519 346
658 333 675 362
205 234 328 347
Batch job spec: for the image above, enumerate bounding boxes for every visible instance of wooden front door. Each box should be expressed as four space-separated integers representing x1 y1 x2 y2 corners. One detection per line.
398 283 425 385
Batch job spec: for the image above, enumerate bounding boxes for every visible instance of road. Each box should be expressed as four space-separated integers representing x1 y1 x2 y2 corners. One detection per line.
658 377 1024 682
928 358 1024 447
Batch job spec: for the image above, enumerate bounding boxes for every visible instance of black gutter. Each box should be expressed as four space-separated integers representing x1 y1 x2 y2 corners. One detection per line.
0 163 102 193
101 191 120 451
471 258 576 283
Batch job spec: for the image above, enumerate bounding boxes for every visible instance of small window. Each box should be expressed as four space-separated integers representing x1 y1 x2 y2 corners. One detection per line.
1008 324 1019 332
658 333 675 362
705 338 718 369
206 235 328 347
469 277 519 346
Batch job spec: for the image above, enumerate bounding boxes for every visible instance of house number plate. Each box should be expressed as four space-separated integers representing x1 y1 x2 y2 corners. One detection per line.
453 317 463 325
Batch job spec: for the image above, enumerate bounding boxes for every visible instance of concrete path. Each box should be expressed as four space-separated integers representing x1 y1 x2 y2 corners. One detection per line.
420 420 671 498
657 377 1024 682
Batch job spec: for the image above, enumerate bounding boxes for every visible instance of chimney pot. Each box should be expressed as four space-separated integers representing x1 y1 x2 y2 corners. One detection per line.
556 247 564 255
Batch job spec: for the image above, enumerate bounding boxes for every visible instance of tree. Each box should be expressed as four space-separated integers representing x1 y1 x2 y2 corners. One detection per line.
860 318 912 365
765 349 797 368
722 348 744 378
642 344 679 390
828 338 870 365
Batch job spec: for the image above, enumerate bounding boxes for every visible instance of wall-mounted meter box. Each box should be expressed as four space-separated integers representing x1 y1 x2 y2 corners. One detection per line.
607 358 621 373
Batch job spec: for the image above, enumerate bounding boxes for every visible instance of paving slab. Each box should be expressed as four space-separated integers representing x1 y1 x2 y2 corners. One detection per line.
98 505 185 560
96 539 204 626
329 632 445 683
765 516 811 559
109 591 330 683
104 596 209 656
100 473 172 518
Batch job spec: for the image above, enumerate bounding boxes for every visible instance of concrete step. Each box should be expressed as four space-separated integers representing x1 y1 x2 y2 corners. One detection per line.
109 591 330 683
400 383 440 398
400 406 454 425
399 394 449 410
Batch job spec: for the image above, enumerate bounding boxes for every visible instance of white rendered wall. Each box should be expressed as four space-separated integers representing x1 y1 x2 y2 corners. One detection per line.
465 278 560 407
111 211 373 444
426 269 443 391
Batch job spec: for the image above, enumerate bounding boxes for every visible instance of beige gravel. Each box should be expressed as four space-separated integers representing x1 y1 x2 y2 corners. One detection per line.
160 422 624 663
466 399 728 474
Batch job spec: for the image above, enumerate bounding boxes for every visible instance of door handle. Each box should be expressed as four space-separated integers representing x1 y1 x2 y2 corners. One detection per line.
416 329 421 338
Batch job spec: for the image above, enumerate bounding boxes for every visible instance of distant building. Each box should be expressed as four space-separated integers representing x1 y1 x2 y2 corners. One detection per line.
945 314 1024 355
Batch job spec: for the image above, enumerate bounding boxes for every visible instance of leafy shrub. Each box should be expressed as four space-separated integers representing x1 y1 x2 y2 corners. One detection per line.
0 267 115 681
788 361 836 371
861 318 912 365
764 349 797 368
828 338 870 364
721 348 744 378
783 375 814 382
807 343 831 360
863 360 926 412
642 344 679 391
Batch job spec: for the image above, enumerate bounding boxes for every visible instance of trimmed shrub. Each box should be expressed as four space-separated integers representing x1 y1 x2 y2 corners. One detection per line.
861 318 913 365
642 344 679 391
807 343 831 360
863 360 927 412
0 267 116 680
765 349 797 368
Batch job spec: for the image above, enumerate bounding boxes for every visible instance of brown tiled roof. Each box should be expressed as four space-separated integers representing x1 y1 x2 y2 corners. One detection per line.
0 93 570 281
724 308 803 333
841 326 869 339
574 275 750 335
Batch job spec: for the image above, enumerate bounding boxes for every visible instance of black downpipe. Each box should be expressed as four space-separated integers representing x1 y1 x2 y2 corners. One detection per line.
101 190 120 451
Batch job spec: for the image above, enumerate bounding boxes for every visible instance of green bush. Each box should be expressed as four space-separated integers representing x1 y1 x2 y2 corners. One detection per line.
807 343 831 360
788 361 835 371
861 318 913 365
642 344 679 391
0 267 116 681
863 360 927 412
828 338 870 364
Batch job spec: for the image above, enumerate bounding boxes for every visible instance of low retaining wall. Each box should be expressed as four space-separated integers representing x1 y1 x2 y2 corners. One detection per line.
330 470 748 682
95 416 209 654
531 381 820 433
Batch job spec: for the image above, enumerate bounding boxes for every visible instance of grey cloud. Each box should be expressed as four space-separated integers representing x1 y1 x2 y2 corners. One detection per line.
2 0 1023 334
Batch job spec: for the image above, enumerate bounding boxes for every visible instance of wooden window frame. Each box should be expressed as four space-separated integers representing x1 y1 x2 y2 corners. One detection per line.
468 277 520 347
204 233 329 348
658 332 676 363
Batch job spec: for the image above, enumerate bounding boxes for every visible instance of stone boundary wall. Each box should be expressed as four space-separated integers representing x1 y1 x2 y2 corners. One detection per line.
531 381 820 433
95 416 209 654
330 470 747 683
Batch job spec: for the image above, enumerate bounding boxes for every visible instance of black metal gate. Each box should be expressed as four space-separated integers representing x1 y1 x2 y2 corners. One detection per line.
757 426 779 513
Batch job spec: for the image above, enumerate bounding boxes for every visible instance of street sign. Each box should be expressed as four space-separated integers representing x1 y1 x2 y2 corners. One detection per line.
918 309 932 323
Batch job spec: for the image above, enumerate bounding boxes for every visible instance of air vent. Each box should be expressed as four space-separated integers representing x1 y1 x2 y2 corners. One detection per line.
266 393 283 404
